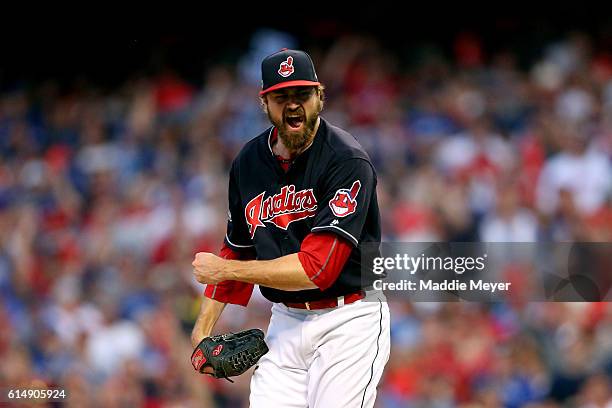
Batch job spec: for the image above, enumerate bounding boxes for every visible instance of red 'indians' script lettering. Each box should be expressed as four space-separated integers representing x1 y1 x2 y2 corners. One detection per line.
244 185 317 238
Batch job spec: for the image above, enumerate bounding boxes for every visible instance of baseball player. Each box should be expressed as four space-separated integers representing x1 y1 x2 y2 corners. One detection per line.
191 48 390 407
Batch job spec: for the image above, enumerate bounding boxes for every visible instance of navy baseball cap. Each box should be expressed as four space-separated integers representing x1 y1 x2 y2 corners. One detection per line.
260 49 320 95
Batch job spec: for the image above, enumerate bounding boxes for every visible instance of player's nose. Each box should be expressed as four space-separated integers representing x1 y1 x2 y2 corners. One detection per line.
286 100 300 109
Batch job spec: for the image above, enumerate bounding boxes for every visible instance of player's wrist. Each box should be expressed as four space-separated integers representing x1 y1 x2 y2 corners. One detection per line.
222 259 242 281
191 327 211 347
191 334 204 348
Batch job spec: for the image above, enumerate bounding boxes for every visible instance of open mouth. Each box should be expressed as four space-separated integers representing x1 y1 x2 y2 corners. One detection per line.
285 115 304 130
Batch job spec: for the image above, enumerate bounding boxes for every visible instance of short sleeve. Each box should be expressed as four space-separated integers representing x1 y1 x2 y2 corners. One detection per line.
311 159 375 246
224 161 255 251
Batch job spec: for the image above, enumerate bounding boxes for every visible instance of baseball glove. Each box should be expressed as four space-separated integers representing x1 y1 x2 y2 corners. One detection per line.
191 328 269 381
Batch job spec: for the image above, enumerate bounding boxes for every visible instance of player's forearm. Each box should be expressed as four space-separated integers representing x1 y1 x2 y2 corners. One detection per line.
226 253 317 291
191 297 227 347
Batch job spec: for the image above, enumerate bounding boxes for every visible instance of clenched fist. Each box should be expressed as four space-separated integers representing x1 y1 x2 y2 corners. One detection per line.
192 252 229 285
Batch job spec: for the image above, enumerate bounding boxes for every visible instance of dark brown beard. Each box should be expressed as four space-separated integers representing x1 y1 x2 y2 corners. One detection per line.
268 99 322 152
278 113 318 151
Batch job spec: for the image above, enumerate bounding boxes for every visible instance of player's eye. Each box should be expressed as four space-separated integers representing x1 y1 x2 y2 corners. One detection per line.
275 95 288 103
272 89 313 104
297 90 314 100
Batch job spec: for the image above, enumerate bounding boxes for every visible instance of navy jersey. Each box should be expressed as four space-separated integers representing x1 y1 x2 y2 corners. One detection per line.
224 118 381 303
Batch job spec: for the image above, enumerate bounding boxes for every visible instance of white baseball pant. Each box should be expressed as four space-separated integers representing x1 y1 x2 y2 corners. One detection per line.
249 290 390 408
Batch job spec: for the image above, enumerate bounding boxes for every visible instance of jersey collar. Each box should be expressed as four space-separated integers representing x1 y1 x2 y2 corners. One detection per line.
263 118 327 176
267 120 320 160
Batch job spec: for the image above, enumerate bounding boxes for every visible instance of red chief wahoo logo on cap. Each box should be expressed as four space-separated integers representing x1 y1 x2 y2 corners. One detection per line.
329 180 361 217
278 56 294 77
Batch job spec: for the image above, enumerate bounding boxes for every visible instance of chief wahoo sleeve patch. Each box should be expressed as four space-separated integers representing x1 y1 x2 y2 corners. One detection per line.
329 180 361 218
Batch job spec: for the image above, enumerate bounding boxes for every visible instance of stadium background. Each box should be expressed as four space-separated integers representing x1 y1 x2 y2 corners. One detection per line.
1 14 611 408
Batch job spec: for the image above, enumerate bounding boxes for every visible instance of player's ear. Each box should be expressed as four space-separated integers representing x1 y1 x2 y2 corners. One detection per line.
260 95 268 114
317 85 325 112
317 85 325 102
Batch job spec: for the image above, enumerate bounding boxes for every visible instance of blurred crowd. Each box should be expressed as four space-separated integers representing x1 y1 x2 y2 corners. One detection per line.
0 30 611 407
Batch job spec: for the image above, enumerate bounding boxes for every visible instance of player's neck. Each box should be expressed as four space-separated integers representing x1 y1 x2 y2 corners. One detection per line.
274 117 320 159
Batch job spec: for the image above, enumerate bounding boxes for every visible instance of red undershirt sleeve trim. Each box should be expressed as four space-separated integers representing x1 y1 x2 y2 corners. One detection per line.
297 232 353 290
309 237 338 281
203 243 256 306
